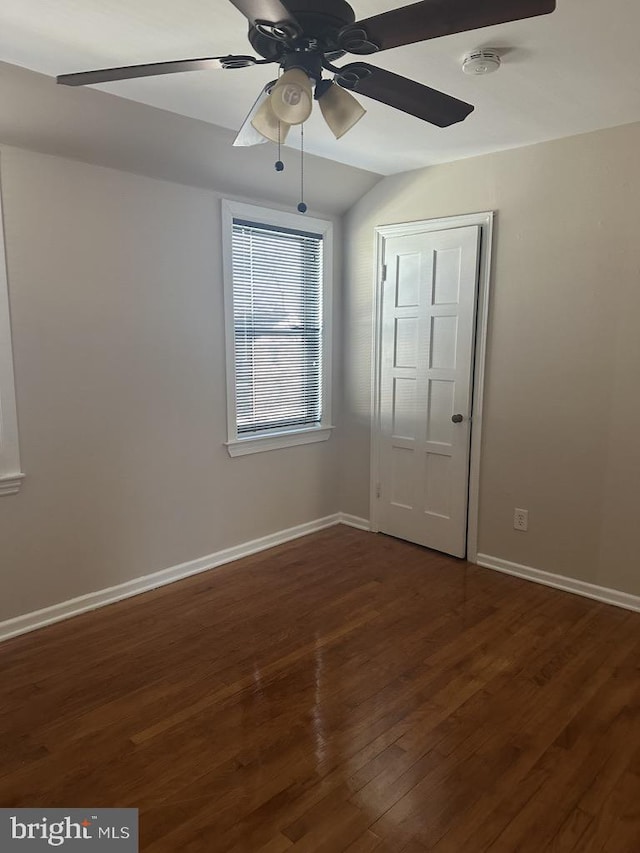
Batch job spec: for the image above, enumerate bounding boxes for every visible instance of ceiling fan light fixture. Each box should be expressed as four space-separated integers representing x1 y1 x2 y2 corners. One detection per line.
318 82 366 139
251 95 292 143
270 68 313 125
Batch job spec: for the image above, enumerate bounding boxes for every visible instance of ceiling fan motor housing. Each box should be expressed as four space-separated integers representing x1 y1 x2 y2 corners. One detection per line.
248 0 356 61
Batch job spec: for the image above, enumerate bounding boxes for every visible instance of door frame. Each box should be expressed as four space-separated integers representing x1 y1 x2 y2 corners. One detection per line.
370 211 495 563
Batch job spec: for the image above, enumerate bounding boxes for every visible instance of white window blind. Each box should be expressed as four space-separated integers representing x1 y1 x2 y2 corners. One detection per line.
232 219 324 436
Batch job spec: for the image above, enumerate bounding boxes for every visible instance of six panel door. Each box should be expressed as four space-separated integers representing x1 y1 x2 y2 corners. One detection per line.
377 225 480 557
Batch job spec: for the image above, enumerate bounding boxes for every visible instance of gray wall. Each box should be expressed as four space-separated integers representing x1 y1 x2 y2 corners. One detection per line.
341 121 640 596
0 61 379 217
0 145 342 621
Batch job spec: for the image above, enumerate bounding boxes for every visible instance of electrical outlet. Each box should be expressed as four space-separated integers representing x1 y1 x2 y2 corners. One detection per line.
514 508 529 531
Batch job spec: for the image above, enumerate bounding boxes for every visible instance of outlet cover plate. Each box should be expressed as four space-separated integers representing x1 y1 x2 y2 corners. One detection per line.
514 508 529 531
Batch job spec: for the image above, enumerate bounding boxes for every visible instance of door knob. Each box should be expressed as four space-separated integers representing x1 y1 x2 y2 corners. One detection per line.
451 414 464 423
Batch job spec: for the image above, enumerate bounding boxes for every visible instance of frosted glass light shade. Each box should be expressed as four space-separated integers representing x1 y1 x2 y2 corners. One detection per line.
251 97 291 144
234 83 274 147
270 69 313 125
319 83 366 139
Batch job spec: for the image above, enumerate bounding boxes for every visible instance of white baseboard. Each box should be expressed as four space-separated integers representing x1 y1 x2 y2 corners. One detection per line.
0 513 375 644
337 513 371 531
476 554 640 614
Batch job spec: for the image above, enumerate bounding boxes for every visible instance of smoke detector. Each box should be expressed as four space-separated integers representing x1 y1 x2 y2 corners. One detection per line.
462 49 501 76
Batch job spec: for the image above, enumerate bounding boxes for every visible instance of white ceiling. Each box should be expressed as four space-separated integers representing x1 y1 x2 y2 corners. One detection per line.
1 0 639 175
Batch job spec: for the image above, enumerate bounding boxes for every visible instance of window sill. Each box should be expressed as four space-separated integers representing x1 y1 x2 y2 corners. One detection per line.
226 426 334 457
0 473 25 496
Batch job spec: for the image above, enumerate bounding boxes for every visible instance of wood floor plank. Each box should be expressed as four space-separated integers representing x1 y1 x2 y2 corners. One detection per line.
431 621 640 851
343 830 385 852
369 604 636 846
1 526 639 851
257 835 294 853
581 767 640 852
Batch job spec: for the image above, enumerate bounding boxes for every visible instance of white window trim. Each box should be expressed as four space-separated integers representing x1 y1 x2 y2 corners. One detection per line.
222 199 333 457
0 154 23 495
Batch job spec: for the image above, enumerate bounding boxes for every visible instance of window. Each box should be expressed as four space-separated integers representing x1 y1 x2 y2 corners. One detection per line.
0 155 23 495
222 201 333 456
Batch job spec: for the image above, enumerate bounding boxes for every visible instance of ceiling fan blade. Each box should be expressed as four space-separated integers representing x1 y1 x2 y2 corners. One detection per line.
227 0 301 38
57 56 254 87
340 0 556 54
336 63 473 128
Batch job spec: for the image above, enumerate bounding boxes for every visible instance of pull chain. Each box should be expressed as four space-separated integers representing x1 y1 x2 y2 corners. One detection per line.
275 67 285 173
275 120 284 172
298 123 307 214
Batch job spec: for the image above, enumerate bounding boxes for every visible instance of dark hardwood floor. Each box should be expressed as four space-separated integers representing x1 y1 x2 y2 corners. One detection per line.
1 526 639 851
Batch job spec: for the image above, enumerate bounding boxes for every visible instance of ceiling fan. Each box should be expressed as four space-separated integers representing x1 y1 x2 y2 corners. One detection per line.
57 0 557 145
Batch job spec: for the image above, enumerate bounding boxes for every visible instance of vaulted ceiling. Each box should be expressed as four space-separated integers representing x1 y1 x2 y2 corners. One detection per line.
1 1 639 175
